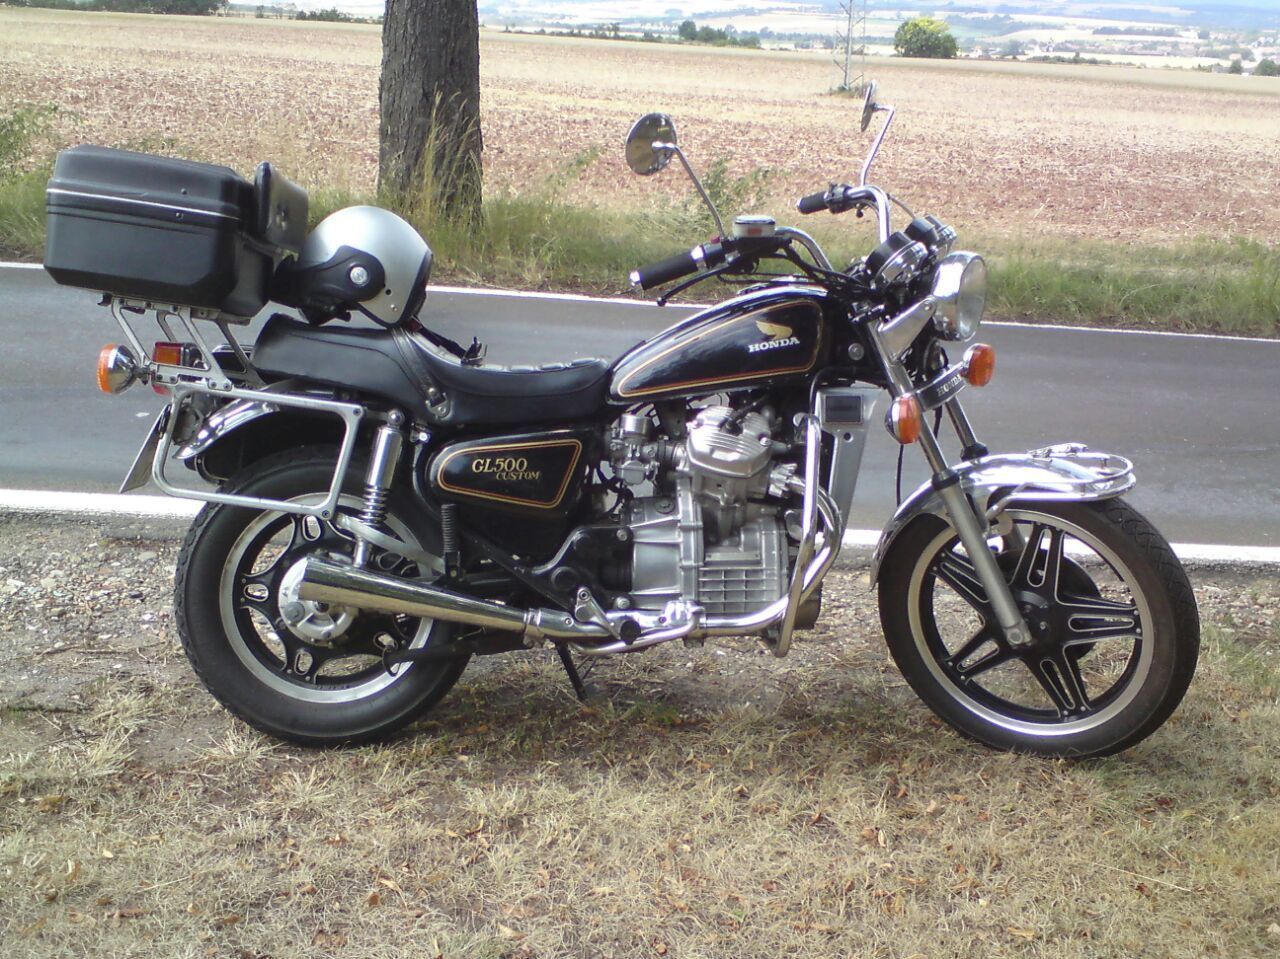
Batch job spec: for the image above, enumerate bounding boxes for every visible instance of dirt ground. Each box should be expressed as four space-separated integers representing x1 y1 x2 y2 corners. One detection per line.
3 9 1279 243
1 510 1278 958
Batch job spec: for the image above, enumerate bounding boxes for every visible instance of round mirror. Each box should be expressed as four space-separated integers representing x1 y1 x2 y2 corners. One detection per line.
860 80 879 133
625 113 678 176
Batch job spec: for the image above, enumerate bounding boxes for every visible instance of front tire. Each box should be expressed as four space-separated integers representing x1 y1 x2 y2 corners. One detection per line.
175 448 468 746
878 498 1199 758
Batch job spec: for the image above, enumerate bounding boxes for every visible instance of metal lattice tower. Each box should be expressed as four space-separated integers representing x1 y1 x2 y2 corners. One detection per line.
834 0 869 93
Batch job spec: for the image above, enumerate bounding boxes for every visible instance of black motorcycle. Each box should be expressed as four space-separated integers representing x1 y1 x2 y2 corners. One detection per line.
44 82 1198 757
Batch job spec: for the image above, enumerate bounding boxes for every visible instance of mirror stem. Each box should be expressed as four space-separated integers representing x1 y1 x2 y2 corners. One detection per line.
859 104 895 187
663 144 727 238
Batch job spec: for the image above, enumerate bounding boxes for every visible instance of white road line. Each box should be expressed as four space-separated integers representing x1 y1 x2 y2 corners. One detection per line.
0 488 200 519
5 262 1278 345
2 488 1278 565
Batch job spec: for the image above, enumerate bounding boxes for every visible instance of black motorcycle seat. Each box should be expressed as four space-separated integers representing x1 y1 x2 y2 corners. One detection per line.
252 315 612 426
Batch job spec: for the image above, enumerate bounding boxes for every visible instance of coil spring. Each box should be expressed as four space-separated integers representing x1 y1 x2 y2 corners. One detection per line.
358 484 390 528
441 502 459 555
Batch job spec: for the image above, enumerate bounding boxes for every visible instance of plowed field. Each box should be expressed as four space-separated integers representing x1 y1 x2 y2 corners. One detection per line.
3 8 1279 243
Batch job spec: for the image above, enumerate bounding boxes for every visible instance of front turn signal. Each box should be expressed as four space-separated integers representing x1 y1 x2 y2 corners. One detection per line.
96 343 139 394
963 343 995 387
886 394 922 445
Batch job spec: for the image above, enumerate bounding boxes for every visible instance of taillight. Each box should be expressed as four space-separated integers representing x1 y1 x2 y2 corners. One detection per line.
152 341 198 396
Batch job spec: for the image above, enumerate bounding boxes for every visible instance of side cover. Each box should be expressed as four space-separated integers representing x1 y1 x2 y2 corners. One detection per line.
609 288 827 402
427 429 593 516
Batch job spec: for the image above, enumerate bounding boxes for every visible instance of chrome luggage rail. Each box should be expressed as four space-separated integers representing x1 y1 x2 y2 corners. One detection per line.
106 295 365 519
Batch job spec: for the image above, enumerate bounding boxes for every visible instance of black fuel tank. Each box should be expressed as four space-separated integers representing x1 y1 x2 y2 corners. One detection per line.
426 428 592 517
609 288 828 402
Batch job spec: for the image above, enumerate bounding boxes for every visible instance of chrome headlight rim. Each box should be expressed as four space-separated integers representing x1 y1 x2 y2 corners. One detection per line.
931 252 987 341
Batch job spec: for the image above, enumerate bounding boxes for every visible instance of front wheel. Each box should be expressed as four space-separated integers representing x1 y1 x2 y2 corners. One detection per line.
878 498 1199 758
175 448 469 746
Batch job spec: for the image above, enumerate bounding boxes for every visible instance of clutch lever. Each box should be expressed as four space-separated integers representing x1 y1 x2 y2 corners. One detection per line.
656 260 737 306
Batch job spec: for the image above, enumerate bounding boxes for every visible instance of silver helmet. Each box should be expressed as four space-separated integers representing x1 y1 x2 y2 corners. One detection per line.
286 206 432 326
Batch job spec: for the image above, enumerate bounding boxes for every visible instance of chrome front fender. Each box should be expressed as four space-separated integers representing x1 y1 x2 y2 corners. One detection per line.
868 443 1135 584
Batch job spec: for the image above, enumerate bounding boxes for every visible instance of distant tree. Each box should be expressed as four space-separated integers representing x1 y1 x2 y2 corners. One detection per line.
1228 58 1244 74
678 19 696 41
1256 58 1279 76
893 17 958 60
1197 29 1210 41
999 39 1025 58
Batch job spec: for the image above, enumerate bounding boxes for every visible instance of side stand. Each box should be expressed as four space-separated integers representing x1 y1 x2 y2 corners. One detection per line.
556 645 591 703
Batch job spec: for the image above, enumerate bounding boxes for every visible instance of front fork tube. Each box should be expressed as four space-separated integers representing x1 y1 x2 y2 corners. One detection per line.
867 326 1030 647
914 421 1031 647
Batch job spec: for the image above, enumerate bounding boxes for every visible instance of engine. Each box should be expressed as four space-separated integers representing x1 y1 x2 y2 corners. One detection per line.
609 405 794 617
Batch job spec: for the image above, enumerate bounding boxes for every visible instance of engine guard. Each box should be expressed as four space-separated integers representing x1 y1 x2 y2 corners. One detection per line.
868 443 1135 585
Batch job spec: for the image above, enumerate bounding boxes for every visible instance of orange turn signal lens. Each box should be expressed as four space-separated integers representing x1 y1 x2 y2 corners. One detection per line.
886 394 922 445
96 343 139 395
963 343 995 387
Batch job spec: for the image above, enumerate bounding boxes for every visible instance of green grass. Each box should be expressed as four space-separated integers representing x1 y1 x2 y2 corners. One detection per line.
981 235 1280 336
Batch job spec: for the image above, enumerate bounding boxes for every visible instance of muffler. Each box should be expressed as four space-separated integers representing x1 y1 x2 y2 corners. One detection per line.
297 558 610 643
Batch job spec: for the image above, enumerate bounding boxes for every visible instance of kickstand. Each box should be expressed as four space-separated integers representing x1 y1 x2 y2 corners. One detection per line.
555 644 591 703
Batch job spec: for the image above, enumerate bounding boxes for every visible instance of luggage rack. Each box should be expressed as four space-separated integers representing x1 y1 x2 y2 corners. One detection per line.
107 294 366 521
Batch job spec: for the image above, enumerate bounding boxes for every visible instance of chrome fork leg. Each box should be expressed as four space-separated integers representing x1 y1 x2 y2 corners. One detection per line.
918 424 1030 647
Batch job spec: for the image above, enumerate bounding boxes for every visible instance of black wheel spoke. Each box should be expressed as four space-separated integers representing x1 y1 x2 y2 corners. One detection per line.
955 643 1016 681
1027 652 1091 717
933 551 991 615
1062 595 1141 644
1010 523 1065 595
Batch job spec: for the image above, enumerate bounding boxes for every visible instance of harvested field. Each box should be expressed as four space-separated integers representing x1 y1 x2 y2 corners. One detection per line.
1 513 1279 958
3 9 1280 244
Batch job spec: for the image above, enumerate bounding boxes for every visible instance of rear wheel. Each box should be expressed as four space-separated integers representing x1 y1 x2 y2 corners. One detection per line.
175 448 468 746
878 498 1199 758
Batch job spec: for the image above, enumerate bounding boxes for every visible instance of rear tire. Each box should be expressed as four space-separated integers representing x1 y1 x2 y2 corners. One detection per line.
878 498 1199 758
175 447 468 746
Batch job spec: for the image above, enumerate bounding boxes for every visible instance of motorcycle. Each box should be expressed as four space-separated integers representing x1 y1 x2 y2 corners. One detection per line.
43 82 1198 757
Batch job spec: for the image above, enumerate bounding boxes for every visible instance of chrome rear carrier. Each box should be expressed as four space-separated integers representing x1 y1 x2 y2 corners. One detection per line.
105 294 366 520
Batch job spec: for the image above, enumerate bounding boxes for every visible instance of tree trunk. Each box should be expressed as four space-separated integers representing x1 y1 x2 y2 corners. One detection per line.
379 0 483 222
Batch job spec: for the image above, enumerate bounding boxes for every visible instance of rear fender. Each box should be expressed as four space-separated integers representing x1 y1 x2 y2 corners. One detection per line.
869 444 1135 584
175 397 345 482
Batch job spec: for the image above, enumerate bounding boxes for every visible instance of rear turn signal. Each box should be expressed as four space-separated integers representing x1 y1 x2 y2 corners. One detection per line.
886 394 922 445
963 343 995 387
96 343 139 395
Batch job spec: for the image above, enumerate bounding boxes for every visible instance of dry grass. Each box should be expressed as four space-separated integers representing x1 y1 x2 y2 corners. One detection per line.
2 9 1279 245
2 556 1278 958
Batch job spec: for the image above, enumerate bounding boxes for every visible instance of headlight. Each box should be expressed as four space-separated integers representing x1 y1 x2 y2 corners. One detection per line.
931 252 986 341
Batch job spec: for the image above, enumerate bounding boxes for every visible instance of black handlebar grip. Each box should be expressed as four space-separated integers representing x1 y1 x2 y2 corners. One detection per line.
796 191 829 215
630 248 701 290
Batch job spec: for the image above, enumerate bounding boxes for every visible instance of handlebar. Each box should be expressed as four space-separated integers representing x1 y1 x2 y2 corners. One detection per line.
796 191 829 215
794 184 892 243
628 240 730 290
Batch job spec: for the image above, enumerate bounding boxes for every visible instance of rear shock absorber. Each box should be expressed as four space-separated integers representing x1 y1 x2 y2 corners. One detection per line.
352 413 404 567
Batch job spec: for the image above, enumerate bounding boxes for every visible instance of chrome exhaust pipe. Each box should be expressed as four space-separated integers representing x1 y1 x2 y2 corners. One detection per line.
297 558 610 643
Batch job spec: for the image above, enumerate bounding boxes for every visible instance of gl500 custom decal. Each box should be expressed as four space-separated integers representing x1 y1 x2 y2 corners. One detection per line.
429 432 586 511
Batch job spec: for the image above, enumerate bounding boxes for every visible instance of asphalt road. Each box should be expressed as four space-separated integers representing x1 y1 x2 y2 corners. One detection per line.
2 264 1277 546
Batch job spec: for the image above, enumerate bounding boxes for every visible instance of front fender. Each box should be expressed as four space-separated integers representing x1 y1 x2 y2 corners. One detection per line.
868 443 1135 584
